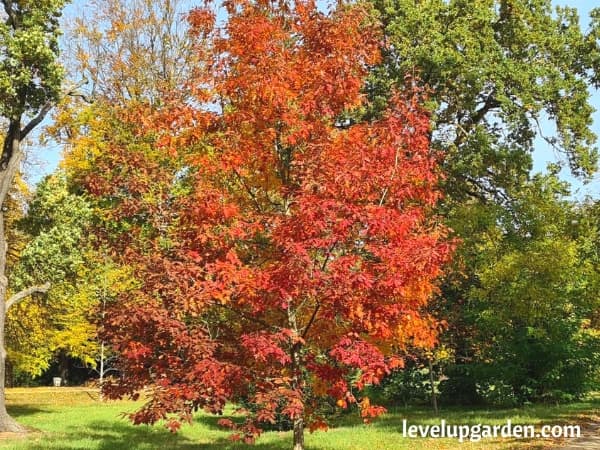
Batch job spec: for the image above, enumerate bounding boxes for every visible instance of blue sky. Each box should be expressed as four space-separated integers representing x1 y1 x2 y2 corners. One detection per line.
27 1 600 200
533 0 600 199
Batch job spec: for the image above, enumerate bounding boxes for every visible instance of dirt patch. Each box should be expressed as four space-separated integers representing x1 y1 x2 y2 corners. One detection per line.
0 428 42 440
552 421 600 449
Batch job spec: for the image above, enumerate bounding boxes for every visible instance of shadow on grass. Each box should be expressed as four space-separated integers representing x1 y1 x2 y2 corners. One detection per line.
6 405 51 418
191 413 227 430
7 419 291 450
4 398 598 449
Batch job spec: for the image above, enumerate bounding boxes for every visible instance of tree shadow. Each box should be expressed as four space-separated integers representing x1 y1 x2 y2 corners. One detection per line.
5 399 598 449
7 405 51 418
9 419 291 450
191 413 228 431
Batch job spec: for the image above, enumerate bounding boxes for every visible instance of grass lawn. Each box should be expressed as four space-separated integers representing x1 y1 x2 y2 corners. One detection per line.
0 388 597 449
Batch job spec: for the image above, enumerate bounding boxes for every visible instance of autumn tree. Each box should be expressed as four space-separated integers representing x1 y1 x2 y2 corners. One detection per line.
5 168 141 388
0 0 68 432
66 0 197 106
55 95 201 389
87 1 453 448
50 0 203 282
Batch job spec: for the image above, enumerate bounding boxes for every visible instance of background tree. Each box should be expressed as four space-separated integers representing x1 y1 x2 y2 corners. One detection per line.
6 173 95 382
66 0 196 106
440 171 600 405
48 0 205 390
79 258 138 397
367 0 600 404
0 0 68 432
370 0 600 199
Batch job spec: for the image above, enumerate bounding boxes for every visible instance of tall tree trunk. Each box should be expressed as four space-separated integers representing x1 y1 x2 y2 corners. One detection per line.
0 98 55 432
291 344 304 450
0 167 25 431
0 279 24 432
0 121 28 432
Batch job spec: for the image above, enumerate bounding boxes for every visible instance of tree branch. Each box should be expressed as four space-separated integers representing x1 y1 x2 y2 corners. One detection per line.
20 103 52 140
470 94 500 126
214 302 276 332
6 282 51 311
67 91 93 104
232 168 264 213
21 78 91 140
452 94 500 148
301 303 320 340
301 242 337 339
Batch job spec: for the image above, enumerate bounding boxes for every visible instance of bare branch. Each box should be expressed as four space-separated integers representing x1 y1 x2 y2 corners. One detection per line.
67 91 93 103
6 282 51 311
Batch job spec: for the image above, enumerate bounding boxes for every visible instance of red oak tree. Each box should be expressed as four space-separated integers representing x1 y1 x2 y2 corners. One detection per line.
90 1 453 448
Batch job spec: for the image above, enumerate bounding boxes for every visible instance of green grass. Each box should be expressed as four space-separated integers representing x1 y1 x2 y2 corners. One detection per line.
0 388 597 449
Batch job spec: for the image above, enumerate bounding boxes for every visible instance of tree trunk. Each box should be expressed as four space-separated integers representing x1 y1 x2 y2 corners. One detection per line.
290 343 304 450
58 350 69 386
0 122 27 432
0 245 25 432
292 417 304 450
99 341 105 401
0 96 56 431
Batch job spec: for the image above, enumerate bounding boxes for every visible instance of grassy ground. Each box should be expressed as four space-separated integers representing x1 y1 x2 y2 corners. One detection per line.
0 388 597 449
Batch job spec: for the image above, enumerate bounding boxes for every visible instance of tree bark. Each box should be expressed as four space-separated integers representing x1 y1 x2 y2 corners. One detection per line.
292 417 304 450
0 215 25 432
58 350 68 386
290 343 304 450
0 119 48 432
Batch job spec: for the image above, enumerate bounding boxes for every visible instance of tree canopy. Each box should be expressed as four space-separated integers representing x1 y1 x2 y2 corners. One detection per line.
370 0 600 202
59 1 453 448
